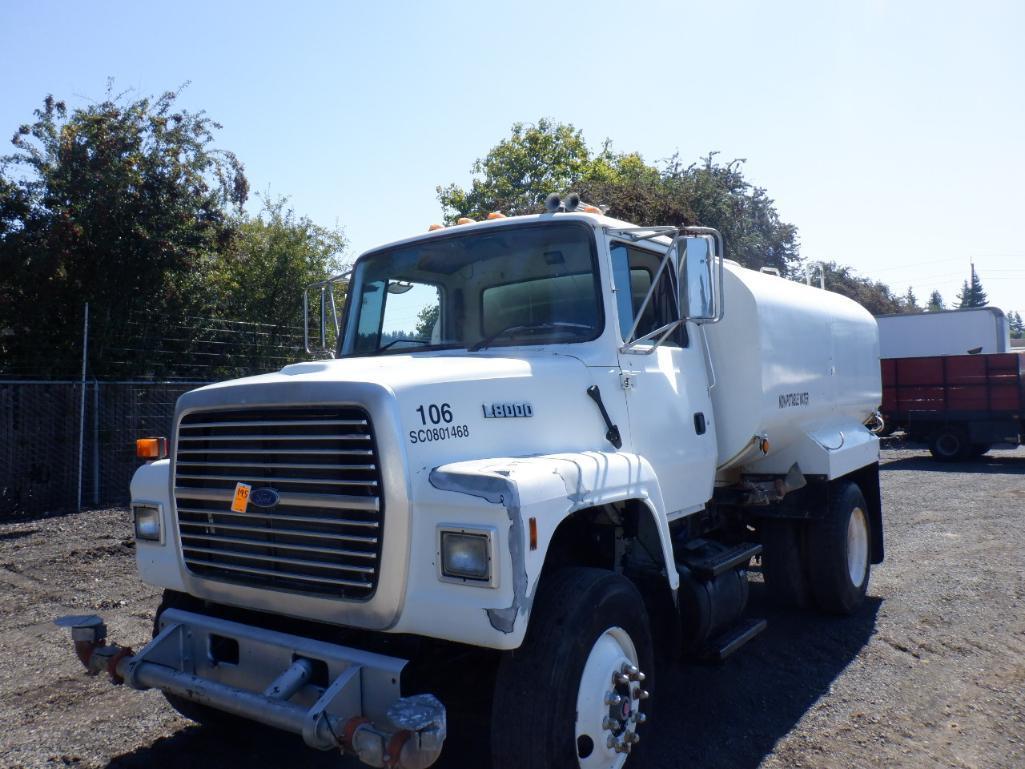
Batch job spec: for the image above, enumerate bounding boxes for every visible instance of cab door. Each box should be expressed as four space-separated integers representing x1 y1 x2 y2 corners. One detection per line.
611 241 717 516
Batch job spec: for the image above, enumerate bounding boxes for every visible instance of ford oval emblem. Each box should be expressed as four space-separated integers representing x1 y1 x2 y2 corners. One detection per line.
249 487 280 509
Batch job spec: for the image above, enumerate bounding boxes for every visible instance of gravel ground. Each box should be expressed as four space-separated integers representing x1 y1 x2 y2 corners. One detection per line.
2 445 1024 769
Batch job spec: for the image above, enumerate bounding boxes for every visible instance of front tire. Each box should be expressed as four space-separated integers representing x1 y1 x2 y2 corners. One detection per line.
806 482 871 615
491 568 654 769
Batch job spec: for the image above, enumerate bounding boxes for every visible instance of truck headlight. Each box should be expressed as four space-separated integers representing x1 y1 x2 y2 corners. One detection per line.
439 527 494 584
132 503 163 542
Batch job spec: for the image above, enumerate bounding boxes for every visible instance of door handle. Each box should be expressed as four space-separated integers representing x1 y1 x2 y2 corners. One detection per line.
693 412 707 435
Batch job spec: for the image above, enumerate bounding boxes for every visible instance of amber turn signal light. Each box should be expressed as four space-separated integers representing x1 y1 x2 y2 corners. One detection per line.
136 437 168 460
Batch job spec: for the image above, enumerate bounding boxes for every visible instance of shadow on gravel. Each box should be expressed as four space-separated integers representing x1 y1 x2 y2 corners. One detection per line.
647 586 881 769
105 585 881 769
882 454 1025 475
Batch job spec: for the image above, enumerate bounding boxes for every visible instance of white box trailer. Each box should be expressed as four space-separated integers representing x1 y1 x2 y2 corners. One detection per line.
59 198 884 769
877 307 1010 358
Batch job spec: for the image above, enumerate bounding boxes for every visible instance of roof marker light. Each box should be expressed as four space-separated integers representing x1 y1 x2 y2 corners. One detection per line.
487 212 507 220
456 217 475 225
428 223 445 231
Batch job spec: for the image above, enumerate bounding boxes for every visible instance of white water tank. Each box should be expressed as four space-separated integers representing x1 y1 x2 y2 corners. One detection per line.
704 263 880 469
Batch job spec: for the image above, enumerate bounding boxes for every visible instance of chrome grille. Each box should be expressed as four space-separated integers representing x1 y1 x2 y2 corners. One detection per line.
173 406 382 599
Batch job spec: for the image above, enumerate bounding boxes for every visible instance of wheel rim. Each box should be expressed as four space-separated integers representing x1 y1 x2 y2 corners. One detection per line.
846 506 869 588
574 626 647 768
936 432 960 457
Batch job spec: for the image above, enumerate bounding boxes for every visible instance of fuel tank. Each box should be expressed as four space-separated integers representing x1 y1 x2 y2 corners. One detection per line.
703 262 880 471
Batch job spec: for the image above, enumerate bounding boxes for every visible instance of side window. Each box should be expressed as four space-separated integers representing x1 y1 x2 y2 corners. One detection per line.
610 243 686 347
355 279 443 352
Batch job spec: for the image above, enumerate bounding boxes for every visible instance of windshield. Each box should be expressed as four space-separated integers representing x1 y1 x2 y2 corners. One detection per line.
341 222 603 356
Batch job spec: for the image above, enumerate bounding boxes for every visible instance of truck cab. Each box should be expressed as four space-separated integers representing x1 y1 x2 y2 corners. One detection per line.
65 200 885 769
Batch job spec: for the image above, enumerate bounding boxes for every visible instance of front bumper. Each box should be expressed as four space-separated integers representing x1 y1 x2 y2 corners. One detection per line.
57 609 446 769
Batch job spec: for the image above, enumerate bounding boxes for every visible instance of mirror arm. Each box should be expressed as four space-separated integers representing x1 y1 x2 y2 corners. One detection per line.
303 287 312 354
623 238 680 345
605 226 678 243
620 319 684 355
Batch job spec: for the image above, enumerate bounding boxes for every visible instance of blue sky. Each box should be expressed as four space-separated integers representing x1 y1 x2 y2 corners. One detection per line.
2 0 1023 314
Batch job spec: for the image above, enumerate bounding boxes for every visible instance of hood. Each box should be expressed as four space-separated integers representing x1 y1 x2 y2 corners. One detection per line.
191 350 585 395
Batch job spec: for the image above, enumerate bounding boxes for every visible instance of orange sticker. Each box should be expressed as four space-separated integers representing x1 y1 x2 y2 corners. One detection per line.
231 482 252 513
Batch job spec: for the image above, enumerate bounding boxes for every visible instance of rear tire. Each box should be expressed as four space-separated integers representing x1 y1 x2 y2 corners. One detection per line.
929 426 971 461
153 590 249 731
806 482 871 615
491 568 654 769
760 519 810 609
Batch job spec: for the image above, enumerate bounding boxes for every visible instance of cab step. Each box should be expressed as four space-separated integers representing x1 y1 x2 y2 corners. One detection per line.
677 541 763 580
699 618 767 663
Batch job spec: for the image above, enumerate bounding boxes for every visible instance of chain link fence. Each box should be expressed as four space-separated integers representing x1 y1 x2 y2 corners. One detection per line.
1 305 322 518
0 381 205 518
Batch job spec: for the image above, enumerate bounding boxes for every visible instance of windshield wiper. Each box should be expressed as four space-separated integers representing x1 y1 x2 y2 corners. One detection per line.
378 338 431 351
468 321 592 352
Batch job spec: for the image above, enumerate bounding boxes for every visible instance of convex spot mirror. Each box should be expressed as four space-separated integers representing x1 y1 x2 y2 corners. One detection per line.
677 236 716 322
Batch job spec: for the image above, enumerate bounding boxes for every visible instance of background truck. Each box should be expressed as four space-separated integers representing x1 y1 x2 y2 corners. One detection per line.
881 352 1025 460
58 194 884 769
876 307 1011 358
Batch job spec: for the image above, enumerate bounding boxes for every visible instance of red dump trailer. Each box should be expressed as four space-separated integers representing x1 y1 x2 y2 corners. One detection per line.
881 352 1025 460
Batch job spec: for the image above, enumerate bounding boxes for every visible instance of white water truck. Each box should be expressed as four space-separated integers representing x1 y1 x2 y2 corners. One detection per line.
58 195 883 769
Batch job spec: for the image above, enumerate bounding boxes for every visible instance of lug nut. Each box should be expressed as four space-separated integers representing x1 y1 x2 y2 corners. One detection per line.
622 663 639 677
633 670 646 683
607 734 618 749
604 691 622 706
603 716 621 731
626 731 640 745
635 712 647 724
616 742 632 754
634 689 650 700
614 672 630 685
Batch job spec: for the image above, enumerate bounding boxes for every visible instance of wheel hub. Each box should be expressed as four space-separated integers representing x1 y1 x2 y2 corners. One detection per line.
847 506 869 588
575 628 648 768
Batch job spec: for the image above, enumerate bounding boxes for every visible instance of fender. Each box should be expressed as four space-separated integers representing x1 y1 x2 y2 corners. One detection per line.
743 420 880 480
429 450 679 639
130 459 186 591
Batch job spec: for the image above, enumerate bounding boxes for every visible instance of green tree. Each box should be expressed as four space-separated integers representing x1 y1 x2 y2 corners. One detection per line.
206 196 347 330
902 287 919 312
955 266 988 308
818 262 903 316
1008 311 1024 339
414 304 441 339
437 119 595 220
0 86 248 377
927 290 945 311
438 120 800 275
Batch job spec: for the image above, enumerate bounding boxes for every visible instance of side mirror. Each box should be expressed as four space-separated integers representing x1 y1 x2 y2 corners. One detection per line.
678 236 718 322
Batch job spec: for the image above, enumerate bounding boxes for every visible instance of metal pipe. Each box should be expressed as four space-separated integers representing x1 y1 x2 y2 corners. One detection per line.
263 657 315 700
77 302 89 512
129 660 315 740
92 380 99 507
